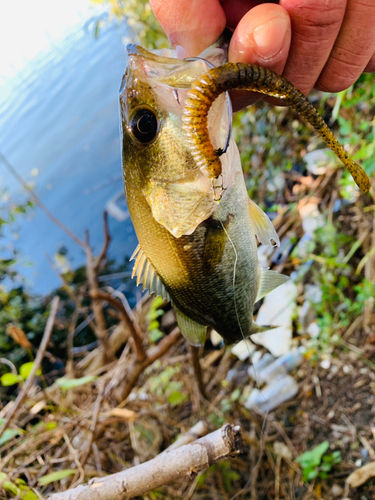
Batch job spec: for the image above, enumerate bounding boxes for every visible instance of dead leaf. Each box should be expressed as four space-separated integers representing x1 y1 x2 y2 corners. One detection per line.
110 408 136 421
347 462 375 488
6 324 32 349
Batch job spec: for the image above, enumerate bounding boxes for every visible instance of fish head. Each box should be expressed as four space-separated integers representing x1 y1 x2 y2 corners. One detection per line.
120 42 236 238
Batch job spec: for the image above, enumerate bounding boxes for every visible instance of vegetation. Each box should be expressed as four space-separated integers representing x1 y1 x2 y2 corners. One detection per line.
90 0 168 48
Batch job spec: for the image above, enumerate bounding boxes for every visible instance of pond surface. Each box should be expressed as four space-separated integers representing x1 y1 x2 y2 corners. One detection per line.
0 21 138 295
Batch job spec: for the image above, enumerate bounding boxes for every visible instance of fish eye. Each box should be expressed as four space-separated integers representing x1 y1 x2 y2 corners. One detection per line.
129 108 158 144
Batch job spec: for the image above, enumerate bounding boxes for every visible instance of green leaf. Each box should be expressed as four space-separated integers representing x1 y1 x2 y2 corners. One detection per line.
2 480 19 495
0 473 20 495
320 462 332 472
14 480 39 500
148 320 160 331
56 376 97 391
38 469 76 486
168 391 187 407
0 428 24 445
230 388 241 402
337 115 351 136
21 491 39 500
45 422 58 430
149 329 163 343
20 362 41 380
296 441 329 469
1 372 22 386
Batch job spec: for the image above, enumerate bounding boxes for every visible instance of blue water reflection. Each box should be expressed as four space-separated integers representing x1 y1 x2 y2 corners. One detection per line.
0 22 137 294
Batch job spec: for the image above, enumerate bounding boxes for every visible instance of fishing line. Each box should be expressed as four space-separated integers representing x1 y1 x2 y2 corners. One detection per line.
219 219 268 436
219 220 246 345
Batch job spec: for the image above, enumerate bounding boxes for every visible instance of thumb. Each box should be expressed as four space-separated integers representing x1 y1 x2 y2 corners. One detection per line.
229 3 291 72
228 3 291 110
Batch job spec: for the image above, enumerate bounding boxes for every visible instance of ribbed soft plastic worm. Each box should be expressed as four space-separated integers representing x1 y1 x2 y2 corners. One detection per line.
182 62 371 193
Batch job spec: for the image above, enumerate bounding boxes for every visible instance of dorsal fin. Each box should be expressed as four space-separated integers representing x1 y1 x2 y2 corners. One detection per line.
174 305 207 347
256 268 289 303
130 245 170 301
248 198 280 247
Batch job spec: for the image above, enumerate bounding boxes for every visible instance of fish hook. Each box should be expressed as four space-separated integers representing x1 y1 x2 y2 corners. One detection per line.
184 56 233 156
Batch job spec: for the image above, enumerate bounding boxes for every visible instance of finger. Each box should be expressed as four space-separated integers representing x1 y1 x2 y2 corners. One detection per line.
229 4 291 72
364 53 375 73
228 3 292 110
316 0 375 92
280 0 346 95
150 0 226 56
221 0 278 29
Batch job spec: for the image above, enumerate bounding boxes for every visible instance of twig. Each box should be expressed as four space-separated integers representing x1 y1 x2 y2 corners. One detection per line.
0 358 17 374
80 383 104 467
93 289 145 362
117 327 181 401
164 421 209 452
79 382 105 468
85 239 111 364
0 297 59 441
48 424 243 500
63 432 85 489
66 310 79 376
0 152 85 249
189 345 207 399
94 211 111 272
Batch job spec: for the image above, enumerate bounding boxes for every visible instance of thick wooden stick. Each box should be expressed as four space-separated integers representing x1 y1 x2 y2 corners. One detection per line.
48 424 243 500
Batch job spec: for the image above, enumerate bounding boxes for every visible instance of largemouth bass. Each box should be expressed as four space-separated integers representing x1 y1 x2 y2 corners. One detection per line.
120 39 370 347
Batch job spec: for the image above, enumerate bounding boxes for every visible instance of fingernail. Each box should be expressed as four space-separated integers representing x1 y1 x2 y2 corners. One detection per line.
252 16 289 61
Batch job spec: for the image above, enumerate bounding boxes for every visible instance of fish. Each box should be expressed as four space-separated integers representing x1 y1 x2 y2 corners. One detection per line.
120 36 289 347
119 36 370 347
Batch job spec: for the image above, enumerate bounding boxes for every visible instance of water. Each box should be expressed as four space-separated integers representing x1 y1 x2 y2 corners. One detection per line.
0 21 138 294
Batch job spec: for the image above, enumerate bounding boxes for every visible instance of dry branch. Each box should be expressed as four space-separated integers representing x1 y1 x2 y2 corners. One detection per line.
92 289 145 362
116 326 181 401
85 236 111 364
189 345 207 399
164 421 209 452
0 296 59 441
94 211 111 272
48 424 243 500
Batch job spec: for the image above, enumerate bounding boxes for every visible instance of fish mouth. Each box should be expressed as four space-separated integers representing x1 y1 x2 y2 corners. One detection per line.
124 45 210 89
126 44 183 65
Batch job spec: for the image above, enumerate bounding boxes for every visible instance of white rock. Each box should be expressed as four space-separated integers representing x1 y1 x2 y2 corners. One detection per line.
303 148 331 175
320 358 331 369
210 329 223 346
231 339 255 361
251 280 298 357
307 322 320 338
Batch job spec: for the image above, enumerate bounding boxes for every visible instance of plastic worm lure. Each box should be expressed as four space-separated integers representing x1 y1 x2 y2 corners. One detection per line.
182 62 371 194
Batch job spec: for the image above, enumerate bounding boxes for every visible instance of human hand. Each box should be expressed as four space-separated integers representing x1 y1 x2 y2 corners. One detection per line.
150 0 375 110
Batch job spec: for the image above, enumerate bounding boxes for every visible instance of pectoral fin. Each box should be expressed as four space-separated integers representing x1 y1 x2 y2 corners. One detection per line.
248 198 280 247
256 268 289 303
174 306 207 347
251 323 277 334
130 245 170 301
